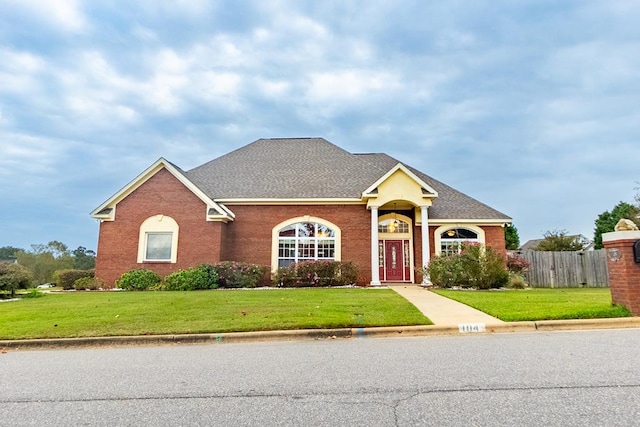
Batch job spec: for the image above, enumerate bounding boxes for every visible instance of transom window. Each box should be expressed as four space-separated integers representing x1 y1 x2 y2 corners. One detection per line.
277 222 336 268
440 228 479 256
378 218 410 234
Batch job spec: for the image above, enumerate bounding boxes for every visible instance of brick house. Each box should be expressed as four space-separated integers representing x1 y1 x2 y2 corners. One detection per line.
92 138 511 286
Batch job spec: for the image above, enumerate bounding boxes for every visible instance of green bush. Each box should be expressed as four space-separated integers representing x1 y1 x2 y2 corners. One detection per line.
215 262 267 288
508 273 527 289
117 269 161 291
0 263 33 298
165 266 217 291
274 261 359 287
426 243 509 289
22 288 45 298
73 276 105 290
198 264 220 289
54 269 95 290
336 261 359 286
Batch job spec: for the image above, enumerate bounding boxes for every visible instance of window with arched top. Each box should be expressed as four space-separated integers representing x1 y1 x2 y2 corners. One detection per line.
273 218 340 269
439 227 479 256
137 215 179 263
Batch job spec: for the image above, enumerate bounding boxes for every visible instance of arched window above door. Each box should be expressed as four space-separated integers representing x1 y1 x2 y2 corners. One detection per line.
378 218 410 234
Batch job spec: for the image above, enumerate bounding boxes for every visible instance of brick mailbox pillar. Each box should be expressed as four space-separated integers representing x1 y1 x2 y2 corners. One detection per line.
602 231 640 316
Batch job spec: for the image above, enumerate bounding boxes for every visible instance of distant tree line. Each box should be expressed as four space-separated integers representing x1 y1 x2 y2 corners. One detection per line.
0 242 96 295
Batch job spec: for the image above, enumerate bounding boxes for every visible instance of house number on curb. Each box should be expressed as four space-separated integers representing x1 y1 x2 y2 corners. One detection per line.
458 323 486 333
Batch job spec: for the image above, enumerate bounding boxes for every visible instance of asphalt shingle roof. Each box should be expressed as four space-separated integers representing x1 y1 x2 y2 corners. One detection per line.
186 137 510 221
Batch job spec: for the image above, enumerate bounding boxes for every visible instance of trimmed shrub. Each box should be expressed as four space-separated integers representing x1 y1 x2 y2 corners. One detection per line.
117 269 161 291
198 264 220 289
274 261 359 287
506 253 530 274
54 269 95 290
426 243 509 289
165 266 218 291
508 273 527 289
73 276 106 291
215 262 267 288
336 261 359 286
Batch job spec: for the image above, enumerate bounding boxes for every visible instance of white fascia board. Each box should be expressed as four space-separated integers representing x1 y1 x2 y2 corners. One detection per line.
90 158 233 221
429 219 512 226
218 198 364 205
361 163 439 198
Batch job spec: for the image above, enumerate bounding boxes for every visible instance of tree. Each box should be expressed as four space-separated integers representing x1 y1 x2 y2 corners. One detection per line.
72 246 96 270
0 246 23 260
534 230 589 251
504 224 520 250
16 241 74 285
0 263 33 297
593 202 640 249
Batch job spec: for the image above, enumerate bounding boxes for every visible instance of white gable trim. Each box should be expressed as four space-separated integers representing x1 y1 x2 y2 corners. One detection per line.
362 163 438 199
90 158 234 222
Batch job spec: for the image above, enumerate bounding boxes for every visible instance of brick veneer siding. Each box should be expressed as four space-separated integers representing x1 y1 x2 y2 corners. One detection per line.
603 232 640 316
482 225 507 258
95 169 224 286
95 167 509 287
414 224 506 283
224 204 372 285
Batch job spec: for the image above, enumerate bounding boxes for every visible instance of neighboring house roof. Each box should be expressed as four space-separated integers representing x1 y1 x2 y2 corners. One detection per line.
186 138 511 221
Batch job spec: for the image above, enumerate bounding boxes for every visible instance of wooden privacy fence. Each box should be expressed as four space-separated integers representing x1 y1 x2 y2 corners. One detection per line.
518 249 609 288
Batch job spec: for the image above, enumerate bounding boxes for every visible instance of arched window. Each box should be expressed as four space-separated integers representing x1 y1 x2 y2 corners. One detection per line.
137 215 179 263
273 218 340 269
439 228 479 256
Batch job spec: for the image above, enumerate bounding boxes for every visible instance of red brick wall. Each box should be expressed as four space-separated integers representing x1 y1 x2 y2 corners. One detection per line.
603 236 640 316
414 225 506 283
224 204 372 284
96 170 509 288
95 169 224 286
483 225 507 257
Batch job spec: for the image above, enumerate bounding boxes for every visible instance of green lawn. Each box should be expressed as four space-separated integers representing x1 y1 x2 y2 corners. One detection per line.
0 289 431 340
433 288 632 321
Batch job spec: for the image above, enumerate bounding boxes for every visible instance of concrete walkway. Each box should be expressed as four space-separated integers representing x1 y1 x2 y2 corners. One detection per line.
390 284 505 326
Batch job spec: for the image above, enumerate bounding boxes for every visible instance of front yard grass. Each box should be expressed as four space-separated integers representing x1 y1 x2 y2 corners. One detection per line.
433 288 632 321
0 288 431 340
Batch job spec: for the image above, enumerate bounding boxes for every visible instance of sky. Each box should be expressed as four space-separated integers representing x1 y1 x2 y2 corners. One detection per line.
1 0 639 252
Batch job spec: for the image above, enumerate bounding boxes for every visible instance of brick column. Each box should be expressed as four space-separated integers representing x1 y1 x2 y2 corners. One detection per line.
602 231 640 316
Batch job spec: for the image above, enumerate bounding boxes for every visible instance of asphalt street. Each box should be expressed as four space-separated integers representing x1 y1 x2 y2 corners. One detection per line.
1 329 639 426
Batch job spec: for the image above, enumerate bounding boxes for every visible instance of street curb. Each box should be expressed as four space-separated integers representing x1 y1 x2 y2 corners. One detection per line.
2 318 639 351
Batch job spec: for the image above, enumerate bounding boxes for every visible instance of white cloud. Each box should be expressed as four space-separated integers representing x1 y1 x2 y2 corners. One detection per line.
5 0 87 33
0 48 46 95
307 70 402 103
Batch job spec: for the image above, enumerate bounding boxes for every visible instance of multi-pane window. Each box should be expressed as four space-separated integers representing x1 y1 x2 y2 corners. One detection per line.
378 219 409 234
145 232 173 261
440 228 479 256
277 222 336 268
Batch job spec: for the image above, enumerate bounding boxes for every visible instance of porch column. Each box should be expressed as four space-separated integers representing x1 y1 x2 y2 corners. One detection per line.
420 205 431 285
370 205 381 285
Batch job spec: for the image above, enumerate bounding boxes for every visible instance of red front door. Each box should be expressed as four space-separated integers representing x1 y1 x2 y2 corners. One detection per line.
384 240 404 281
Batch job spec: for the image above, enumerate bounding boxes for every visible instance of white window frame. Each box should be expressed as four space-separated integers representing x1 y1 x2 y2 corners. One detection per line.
433 225 485 256
271 216 341 272
137 215 179 263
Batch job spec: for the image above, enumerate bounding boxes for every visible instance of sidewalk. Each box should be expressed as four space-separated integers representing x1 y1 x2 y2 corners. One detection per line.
390 284 505 326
